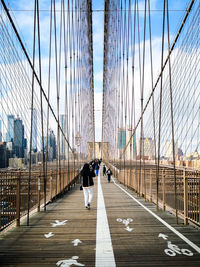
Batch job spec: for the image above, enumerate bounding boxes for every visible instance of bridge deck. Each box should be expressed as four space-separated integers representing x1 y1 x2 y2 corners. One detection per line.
0 167 200 266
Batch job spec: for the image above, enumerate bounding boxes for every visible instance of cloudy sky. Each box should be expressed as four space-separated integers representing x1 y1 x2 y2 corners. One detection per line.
2 0 189 144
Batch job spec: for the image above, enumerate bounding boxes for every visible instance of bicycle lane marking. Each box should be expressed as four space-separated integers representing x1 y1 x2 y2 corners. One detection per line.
112 178 200 254
95 172 116 267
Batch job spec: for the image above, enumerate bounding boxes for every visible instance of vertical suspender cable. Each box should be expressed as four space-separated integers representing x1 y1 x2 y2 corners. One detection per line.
72 0 76 178
140 0 147 199
45 0 52 188
131 0 137 192
166 0 177 223
27 0 37 226
157 0 166 210
120 0 124 173
62 0 68 176
69 0 73 175
45 0 53 201
71 0 75 176
119 0 122 171
58 0 63 190
148 0 157 172
129 0 133 172
0 0 73 155
53 0 60 194
123 0 127 184
136 0 142 195
36 0 46 210
67 0 71 170
87 0 95 160
75 0 78 167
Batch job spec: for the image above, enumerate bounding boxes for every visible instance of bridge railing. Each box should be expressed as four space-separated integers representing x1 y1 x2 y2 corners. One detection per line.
0 168 80 231
107 162 200 227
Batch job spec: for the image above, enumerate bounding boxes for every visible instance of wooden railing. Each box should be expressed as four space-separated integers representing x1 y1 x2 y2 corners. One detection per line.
0 168 80 231
107 162 200 227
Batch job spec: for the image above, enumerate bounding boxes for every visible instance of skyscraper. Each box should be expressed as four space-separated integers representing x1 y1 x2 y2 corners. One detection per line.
118 129 126 149
14 117 24 158
32 108 37 151
6 115 14 142
49 130 56 159
60 114 67 158
136 137 155 160
0 119 2 142
165 140 178 160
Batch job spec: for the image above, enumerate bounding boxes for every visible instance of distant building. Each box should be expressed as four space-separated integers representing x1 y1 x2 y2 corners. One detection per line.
32 109 37 152
178 148 183 159
0 142 12 168
13 117 25 158
41 131 56 162
88 142 109 160
42 136 47 152
6 115 14 142
0 120 2 142
6 142 13 151
186 150 200 160
49 130 56 160
48 146 54 161
165 140 178 160
9 157 26 168
60 114 68 158
117 127 136 160
136 137 155 160
118 129 126 149
44 130 56 161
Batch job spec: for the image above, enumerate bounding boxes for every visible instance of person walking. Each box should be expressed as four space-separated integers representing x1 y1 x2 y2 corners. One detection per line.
103 165 106 176
96 163 100 176
94 160 99 176
81 163 95 210
106 168 113 183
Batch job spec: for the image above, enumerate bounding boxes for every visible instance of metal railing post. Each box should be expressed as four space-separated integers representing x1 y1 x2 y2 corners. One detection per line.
37 175 41 212
184 169 188 225
150 169 152 202
50 170 53 200
16 171 21 227
162 169 166 211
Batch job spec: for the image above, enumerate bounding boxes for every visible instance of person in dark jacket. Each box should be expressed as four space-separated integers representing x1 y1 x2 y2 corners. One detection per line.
95 163 100 176
106 168 113 183
81 163 95 209
103 165 106 176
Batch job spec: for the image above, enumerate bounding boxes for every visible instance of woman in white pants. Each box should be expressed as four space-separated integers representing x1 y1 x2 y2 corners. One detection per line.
81 163 95 209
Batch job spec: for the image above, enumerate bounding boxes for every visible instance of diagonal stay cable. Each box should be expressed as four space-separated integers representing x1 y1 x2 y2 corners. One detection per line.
0 0 73 152
120 0 195 158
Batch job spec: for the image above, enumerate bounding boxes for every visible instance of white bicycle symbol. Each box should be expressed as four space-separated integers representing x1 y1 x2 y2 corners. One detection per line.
116 218 133 226
164 241 193 257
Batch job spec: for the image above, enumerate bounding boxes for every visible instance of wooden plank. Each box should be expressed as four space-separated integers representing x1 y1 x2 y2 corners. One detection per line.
0 169 200 266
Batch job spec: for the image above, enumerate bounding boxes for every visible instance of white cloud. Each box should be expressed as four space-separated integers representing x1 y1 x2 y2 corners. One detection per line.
94 92 102 141
94 70 103 83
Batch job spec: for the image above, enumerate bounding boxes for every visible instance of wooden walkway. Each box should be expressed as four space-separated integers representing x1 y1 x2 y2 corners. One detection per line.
0 167 200 266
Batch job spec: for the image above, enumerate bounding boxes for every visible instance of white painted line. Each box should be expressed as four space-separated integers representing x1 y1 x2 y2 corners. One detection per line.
96 173 116 267
112 178 200 254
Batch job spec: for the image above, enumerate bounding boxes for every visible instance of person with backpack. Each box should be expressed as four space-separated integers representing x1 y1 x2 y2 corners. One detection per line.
80 163 96 209
106 168 112 183
103 165 106 176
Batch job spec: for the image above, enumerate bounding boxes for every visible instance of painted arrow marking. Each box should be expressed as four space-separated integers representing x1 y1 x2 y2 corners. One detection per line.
72 239 82 246
50 220 68 227
44 232 54 238
117 218 133 232
158 233 168 240
56 256 85 266
125 226 133 232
